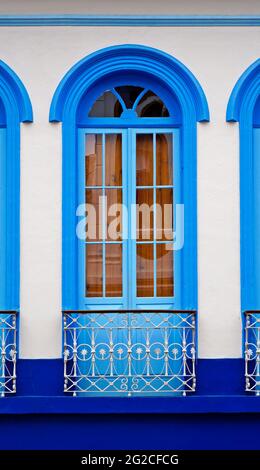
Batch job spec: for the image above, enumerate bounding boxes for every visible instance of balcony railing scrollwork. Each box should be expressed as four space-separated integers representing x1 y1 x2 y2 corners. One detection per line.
63 310 196 396
244 311 260 395
0 311 17 397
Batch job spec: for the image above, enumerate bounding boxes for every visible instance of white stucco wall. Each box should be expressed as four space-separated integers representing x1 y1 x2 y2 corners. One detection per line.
0 0 259 15
0 21 258 358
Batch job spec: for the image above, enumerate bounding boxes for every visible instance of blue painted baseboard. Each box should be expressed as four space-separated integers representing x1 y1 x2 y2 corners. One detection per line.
1 413 260 450
0 358 258 450
15 358 244 396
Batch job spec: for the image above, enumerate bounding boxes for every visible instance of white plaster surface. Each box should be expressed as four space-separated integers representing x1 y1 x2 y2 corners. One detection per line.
0 20 257 357
0 0 259 15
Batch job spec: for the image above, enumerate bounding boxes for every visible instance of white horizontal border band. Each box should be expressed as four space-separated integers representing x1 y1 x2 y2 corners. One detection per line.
0 15 259 27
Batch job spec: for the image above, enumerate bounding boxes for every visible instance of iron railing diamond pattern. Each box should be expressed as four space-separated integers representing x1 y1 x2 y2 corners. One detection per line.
0 311 17 396
63 310 196 396
245 311 260 395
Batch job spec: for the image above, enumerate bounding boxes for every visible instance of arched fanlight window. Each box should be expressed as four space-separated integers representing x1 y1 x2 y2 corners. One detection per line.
89 86 169 118
136 90 169 117
89 91 122 117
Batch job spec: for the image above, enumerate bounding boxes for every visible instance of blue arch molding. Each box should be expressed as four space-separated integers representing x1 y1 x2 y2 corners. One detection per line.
50 45 209 123
0 60 33 123
227 59 260 312
227 59 260 122
0 60 32 309
50 45 209 310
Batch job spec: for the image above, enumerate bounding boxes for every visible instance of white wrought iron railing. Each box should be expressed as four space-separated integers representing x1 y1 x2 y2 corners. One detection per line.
63 310 196 396
245 311 260 395
0 311 17 396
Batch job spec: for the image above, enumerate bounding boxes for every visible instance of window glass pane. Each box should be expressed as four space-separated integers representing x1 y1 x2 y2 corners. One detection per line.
86 244 103 297
85 134 102 186
137 244 154 297
115 86 144 108
136 189 153 241
106 244 123 296
136 134 153 186
105 134 122 186
89 91 122 117
156 244 174 297
85 189 102 241
136 91 169 117
156 134 173 185
156 189 173 241
106 189 122 241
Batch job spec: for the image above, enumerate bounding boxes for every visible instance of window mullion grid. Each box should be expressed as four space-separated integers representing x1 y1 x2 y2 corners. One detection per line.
84 185 123 190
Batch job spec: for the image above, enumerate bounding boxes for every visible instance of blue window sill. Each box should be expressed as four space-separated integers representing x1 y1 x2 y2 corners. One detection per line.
0 395 260 415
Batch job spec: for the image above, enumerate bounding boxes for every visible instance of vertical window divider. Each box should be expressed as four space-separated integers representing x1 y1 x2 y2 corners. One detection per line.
122 129 128 309
153 132 157 298
128 128 135 309
102 133 106 298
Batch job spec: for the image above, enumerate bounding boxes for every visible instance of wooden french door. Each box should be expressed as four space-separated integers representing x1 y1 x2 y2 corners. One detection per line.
78 128 180 311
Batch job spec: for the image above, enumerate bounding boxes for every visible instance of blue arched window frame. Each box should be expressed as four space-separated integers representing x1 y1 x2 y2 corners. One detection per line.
227 59 260 312
0 61 32 310
50 44 209 311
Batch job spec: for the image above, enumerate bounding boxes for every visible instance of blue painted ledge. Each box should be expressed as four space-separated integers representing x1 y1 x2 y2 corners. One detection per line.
0 396 260 415
15 358 246 397
3 358 254 416
0 15 259 27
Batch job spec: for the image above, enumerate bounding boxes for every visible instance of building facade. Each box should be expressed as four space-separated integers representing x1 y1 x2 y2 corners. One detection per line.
0 0 260 449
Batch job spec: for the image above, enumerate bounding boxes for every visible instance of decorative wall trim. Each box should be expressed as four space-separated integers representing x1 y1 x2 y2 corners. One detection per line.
0 15 259 27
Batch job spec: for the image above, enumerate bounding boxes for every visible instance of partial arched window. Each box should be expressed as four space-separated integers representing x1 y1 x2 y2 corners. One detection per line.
227 59 260 394
0 61 32 396
227 60 260 310
0 61 32 308
50 45 209 396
